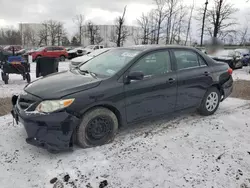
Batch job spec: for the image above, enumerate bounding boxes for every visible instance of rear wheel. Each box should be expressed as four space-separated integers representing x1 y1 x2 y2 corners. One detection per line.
35 55 42 62
76 107 118 148
59 55 66 62
198 87 221 116
26 73 31 83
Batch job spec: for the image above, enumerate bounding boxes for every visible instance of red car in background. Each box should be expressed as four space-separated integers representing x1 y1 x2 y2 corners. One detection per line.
31 46 68 62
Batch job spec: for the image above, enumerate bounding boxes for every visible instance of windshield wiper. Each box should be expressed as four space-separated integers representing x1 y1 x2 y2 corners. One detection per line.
77 68 97 78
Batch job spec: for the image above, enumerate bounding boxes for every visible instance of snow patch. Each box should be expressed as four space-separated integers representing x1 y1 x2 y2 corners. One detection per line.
0 98 250 187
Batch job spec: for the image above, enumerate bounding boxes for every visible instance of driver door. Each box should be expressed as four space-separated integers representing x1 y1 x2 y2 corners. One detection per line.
124 50 177 123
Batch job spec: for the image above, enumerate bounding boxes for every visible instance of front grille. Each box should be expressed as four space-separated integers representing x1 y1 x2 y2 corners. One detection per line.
18 93 41 111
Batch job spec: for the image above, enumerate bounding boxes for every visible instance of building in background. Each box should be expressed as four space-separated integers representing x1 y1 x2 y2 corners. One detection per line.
19 23 43 48
81 25 141 47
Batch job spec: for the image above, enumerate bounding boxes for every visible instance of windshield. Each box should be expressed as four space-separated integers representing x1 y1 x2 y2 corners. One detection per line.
3 45 10 50
36 47 45 52
79 49 140 77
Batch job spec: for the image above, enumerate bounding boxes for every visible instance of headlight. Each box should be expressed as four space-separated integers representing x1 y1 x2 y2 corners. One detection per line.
36 99 75 113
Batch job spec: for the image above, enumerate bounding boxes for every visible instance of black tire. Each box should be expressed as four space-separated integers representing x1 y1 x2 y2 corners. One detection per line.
3 73 8 84
59 55 66 62
35 55 42 62
198 87 221 116
26 73 31 83
76 107 118 148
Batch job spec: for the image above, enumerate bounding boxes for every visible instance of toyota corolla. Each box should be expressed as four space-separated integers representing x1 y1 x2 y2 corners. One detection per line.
11 46 233 153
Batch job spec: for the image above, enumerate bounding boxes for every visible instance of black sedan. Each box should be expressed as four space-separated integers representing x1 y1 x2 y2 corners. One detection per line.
11 46 233 153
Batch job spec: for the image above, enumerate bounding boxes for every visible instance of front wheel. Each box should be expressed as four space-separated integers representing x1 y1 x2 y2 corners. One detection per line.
26 73 31 83
76 107 118 148
198 87 221 116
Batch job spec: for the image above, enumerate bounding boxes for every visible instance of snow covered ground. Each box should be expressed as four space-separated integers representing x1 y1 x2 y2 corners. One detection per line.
0 62 69 98
0 98 250 188
233 66 250 81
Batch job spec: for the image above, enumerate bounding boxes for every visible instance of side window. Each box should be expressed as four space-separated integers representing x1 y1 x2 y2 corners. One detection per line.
174 50 199 70
100 46 103 49
53 47 61 51
46 47 53 51
130 51 171 77
94 46 99 50
198 56 207 66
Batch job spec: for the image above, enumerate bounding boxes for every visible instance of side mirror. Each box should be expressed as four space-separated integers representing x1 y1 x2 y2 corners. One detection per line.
126 71 144 82
43 49 47 52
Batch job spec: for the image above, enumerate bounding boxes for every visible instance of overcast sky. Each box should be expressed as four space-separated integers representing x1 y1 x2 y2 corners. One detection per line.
0 0 249 37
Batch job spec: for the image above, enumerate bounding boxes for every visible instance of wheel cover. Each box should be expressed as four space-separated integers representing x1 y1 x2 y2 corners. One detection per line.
86 116 113 142
206 92 219 112
60 56 65 61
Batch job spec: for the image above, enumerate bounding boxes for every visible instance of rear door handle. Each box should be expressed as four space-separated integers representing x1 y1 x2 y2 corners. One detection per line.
168 78 175 84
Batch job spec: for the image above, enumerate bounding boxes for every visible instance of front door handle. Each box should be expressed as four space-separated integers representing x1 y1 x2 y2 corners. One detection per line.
168 78 175 84
203 71 210 76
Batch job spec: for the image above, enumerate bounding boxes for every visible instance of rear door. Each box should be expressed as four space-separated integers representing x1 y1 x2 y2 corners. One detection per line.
52 47 62 58
172 49 213 110
45 47 54 57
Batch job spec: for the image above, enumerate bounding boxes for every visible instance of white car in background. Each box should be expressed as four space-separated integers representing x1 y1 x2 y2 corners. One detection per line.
83 45 104 54
69 48 111 69
67 45 105 59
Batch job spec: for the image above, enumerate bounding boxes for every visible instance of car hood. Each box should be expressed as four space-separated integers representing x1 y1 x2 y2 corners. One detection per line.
24 70 102 99
71 55 93 63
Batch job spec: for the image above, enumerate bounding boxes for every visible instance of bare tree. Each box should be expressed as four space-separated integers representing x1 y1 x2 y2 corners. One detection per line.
148 10 158 44
0 28 21 45
85 21 103 45
137 13 150 44
206 0 238 39
73 14 84 45
200 0 209 46
165 0 181 44
62 35 70 46
38 20 65 46
175 5 187 44
38 22 49 46
132 27 141 45
47 20 60 46
154 0 168 44
184 0 195 45
111 6 129 47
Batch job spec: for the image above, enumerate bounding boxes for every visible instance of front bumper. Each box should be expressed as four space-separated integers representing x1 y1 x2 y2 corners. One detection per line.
12 96 80 153
221 76 233 101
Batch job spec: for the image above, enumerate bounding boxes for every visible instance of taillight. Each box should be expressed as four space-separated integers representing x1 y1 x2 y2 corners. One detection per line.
228 68 233 75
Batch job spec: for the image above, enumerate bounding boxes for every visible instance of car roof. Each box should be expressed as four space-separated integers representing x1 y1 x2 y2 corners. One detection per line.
119 45 197 51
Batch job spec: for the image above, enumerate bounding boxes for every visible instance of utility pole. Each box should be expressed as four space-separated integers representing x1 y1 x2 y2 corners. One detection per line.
200 0 208 47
